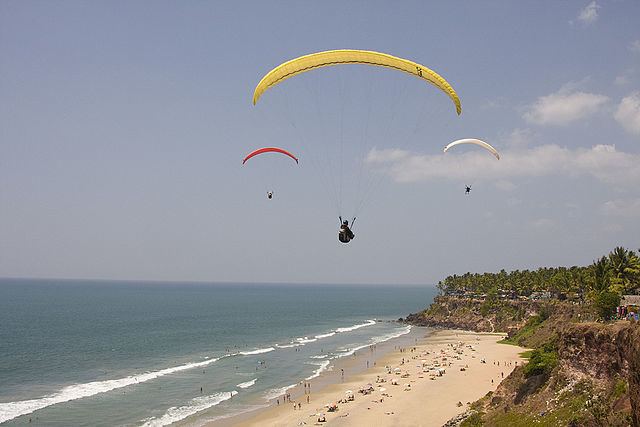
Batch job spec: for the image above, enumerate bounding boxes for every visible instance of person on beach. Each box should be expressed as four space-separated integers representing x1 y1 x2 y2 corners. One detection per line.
465 185 472 195
267 191 273 199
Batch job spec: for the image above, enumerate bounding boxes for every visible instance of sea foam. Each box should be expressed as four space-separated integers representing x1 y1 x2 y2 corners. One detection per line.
275 320 377 350
304 360 330 380
140 391 237 427
335 319 376 333
275 342 303 348
0 355 229 424
240 347 275 356
372 325 412 345
263 384 296 401
236 379 257 389
314 332 336 339
333 325 412 358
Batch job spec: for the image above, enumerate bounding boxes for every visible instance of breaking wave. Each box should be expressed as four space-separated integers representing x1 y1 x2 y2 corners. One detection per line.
0 355 230 424
140 391 237 427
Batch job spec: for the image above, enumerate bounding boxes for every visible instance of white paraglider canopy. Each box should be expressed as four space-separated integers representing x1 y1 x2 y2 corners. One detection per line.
443 138 500 160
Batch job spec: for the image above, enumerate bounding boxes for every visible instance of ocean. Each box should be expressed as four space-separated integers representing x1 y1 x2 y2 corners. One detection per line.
0 279 436 426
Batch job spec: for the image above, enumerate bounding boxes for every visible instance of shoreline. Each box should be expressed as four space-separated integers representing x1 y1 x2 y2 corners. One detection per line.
206 324 423 426
206 329 526 426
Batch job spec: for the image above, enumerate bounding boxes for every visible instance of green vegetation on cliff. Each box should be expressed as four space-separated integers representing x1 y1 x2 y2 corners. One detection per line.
435 246 639 321
522 343 557 378
410 246 640 426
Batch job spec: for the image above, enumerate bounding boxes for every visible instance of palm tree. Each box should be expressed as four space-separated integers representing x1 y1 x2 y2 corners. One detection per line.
608 247 640 294
592 256 610 293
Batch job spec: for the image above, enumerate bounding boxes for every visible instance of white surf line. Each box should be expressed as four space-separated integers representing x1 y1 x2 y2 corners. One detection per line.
140 391 238 427
236 378 257 389
274 320 377 350
239 347 275 355
335 319 376 333
0 354 233 424
333 325 412 358
263 384 297 401
304 360 331 381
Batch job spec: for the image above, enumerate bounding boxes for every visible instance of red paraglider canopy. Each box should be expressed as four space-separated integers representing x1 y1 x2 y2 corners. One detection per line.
242 147 299 164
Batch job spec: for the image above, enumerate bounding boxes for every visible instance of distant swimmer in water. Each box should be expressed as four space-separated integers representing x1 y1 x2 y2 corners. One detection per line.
267 191 273 199
465 185 472 195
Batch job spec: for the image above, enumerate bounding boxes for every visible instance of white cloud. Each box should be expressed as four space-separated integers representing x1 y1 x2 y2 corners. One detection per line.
601 199 640 217
614 68 636 86
614 70 633 86
614 75 629 86
503 128 533 149
365 148 409 163
523 89 608 126
630 40 640 53
614 92 640 136
577 1 600 25
366 144 640 186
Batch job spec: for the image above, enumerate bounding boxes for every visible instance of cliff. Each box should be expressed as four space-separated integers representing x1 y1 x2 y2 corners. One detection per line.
471 321 639 427
405 296 589 336
406 296 639 426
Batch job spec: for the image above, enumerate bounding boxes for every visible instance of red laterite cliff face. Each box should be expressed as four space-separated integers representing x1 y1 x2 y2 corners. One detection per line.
406 296 640 426
460 322 638 426
618 323 640 426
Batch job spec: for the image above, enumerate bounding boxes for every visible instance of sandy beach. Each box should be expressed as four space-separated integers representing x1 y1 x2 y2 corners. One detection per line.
212 330 526 427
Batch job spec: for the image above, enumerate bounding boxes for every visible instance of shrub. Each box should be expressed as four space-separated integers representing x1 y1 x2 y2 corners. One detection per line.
594 291 620 321
523 344 558 378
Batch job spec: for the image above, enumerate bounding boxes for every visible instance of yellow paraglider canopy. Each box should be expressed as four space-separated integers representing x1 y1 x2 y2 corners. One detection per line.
252 49 461 115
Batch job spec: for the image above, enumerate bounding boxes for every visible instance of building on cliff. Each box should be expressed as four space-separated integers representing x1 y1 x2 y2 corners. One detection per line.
620 295 640 320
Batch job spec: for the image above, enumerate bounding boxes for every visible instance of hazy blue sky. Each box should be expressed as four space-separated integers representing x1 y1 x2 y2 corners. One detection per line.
1 1 639 284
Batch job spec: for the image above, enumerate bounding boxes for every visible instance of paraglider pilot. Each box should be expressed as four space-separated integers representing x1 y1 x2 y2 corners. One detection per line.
338 216 355 243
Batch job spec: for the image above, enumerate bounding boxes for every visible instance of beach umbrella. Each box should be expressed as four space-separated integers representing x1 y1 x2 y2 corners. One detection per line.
379 387 387 392
345 390 353 394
